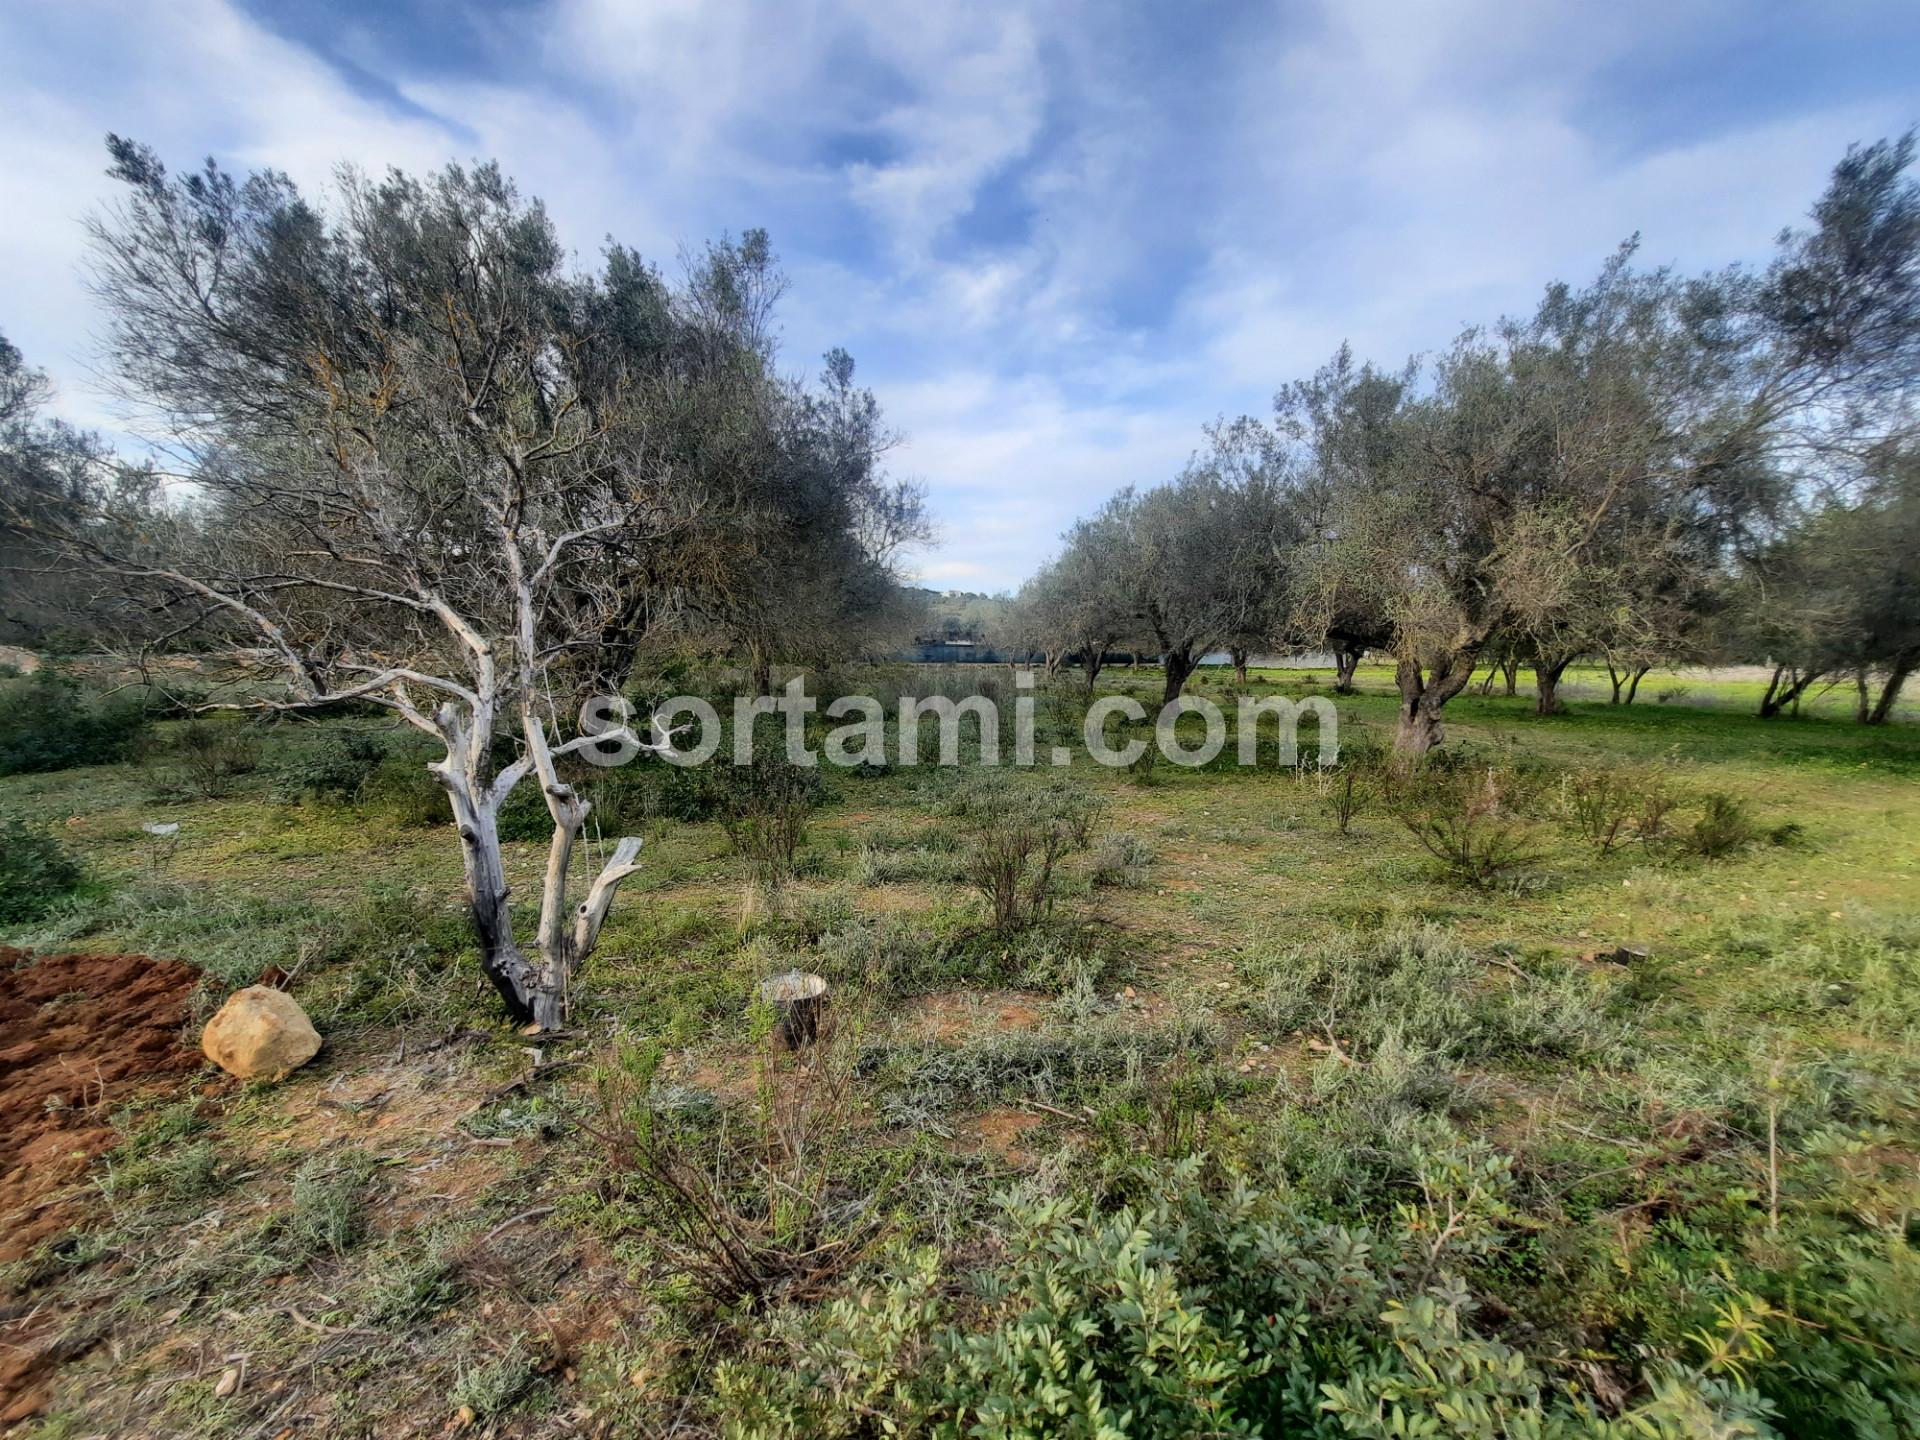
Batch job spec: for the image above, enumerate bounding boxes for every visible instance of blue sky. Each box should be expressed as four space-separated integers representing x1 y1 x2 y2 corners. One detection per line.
1 1 1914 591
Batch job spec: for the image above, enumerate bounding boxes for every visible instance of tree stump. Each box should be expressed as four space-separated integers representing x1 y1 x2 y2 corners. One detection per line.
759 970 829 1049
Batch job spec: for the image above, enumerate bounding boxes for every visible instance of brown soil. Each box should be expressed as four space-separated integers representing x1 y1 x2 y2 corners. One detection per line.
0 947 201 1424
955 1106 1044 1164
901 990 1048 1042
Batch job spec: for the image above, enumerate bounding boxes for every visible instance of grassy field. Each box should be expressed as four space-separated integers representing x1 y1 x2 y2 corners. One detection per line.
2 662 1918 1437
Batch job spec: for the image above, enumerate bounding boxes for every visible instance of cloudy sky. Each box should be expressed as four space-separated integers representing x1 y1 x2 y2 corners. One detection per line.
1 1 1914 591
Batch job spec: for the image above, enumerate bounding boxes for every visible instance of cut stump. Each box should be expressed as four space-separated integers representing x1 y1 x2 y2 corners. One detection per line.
759 970 829 1049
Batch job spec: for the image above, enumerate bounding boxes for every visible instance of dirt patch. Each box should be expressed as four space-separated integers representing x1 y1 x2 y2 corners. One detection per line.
955 1106 1044 1164
0 948 202 1425
0 948 203 1264
901 990 1049 1043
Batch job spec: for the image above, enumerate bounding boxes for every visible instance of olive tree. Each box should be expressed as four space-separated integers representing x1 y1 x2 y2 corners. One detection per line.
44 140 819 1027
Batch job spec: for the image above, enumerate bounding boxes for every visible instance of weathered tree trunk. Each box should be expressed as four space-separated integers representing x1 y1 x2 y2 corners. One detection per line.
1856 667 1872 724
1333 647 1362 694
1501 656 1519 696
1230 647 1249 686
1391 648 1481 763
1162 647 1197 707
1606 663 1624 705
1081 647 1106 691
1625 665 1649 705
449 785 538 1022
1128 650 1140 670
750 649 774 699
1867 654 1915 725
1533 657 1573 716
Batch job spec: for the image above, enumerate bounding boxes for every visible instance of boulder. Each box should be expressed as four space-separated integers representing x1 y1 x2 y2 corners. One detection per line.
0 644 40 675
201 986 321 1080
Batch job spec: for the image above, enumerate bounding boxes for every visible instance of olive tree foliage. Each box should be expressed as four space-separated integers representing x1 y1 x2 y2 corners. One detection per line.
1275 347 1408 692
672 343 930 693
0 331 159 647
1192 417 1300 684
42 138 852 1027
1731 443 1920 722
1119 473 1251 705
1020 504 1135 689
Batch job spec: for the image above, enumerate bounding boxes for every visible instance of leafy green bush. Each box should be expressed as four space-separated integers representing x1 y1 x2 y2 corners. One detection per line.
714 753 829 886
715 1152 1775 1439
0 816 86 923
361 750 449 827
1686 792 1761 859
0 669 151 775
271 729 389 804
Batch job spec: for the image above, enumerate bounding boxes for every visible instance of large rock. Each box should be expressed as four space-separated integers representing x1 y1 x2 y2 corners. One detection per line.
0 644 40 675
201 986 321 1080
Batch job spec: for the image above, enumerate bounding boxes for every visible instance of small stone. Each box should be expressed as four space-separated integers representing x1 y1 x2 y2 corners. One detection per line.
214 1367 240 1399
201 987 321 1081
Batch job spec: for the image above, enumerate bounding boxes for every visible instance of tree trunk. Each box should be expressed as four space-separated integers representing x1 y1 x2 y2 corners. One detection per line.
751 651 773 699
1501 656 1518 696
1867 655 1915 725
1606 663 1623 705
1128 650 1140 670
1391 648 1481 763
437 699 648 1031
1231 648 1249 686
451 787 538 1024
1758 664 1821 718
1855 667 1872 724
1533 657 1573 716
1081 646 1105 691
1333 648 1362 694
1625 665 1649 705
1162 648 1197 707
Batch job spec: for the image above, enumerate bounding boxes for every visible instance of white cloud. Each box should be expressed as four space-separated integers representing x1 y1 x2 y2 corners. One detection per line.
0 0 1909 591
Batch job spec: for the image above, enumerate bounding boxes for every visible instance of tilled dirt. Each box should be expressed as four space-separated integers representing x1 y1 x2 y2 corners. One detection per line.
0 946 202 1425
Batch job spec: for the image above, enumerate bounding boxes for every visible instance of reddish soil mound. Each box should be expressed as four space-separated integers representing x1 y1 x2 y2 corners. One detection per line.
0 947 201 1264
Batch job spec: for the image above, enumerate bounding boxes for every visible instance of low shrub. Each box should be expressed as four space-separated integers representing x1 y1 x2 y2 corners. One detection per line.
0 815 86 923
1242 924 1624 1067
714 753 829 887
1686 792 1761 859
1557 763 1675 854
0 668 151 775
154 717 263 799
1395 767 1545 889
271 729 389 804
948 775 1102 932
586 1036 882 1312
714 1151 1777 1439
1089 830 1154 887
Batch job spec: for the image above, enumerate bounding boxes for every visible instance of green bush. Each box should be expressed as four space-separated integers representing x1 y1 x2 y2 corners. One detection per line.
0 669 151 775
715 1152 1775 1439
948 775 1102 932
1396 767 1545 889
1686 792 1761 859
713 752 829 886
271 729 389 804
0 816 86 923
153 717 263 799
